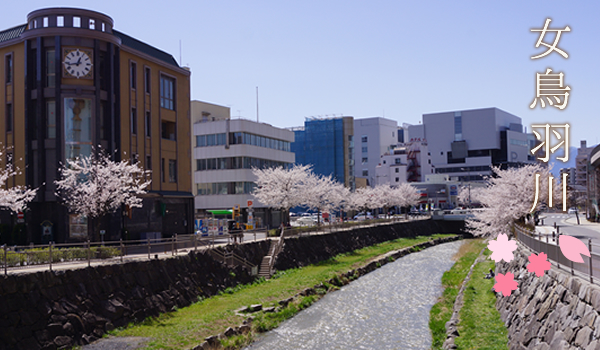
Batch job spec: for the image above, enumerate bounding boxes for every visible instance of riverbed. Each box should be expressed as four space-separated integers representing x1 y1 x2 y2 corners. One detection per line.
244 240 464 350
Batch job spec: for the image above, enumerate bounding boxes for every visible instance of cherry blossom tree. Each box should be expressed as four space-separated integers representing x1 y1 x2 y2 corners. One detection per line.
303 173 346 225
392 183 420 215
468 164 557 237
55 151 151 241
252 164 312 225
0 147 37 213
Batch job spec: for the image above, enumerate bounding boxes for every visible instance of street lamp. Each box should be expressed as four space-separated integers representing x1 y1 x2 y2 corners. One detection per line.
461 167 471 209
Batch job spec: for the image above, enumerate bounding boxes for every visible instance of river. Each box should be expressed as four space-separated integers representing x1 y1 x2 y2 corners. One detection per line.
244 240 464 350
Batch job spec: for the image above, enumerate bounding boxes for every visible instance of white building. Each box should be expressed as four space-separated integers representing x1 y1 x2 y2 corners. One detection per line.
422 107 534 181
354 117 398 186
374 141 432 185
192 101 294 227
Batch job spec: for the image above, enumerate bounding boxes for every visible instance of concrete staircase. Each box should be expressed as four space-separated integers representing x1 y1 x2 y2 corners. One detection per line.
258 240 279 279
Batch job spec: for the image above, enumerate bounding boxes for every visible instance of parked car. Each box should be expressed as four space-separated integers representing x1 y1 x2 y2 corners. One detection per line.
568 207 577 214
353 213 374 221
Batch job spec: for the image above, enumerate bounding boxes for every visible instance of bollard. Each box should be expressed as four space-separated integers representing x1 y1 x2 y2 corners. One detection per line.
194 234 197 252
120 239 124 263
571 259 574 276
174 234 178 256
49 242 53 272
3 245 6 277
172 235 175 256
87 240 91 267
147 238 151 260
589 239 593 284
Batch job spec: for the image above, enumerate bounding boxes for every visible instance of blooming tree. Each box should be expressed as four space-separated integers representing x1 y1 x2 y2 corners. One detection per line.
0 147 37 213
393 183 420 214
55 151 151 240
467 164 557 237
303 173 346 225
252 164 312 224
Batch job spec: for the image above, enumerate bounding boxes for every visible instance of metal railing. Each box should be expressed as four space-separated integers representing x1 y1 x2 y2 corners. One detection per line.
514 224 599 285
0 229 266 276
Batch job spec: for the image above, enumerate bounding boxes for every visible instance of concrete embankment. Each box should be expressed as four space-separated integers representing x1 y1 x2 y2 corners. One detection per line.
496 244 600 349
0 219 463 350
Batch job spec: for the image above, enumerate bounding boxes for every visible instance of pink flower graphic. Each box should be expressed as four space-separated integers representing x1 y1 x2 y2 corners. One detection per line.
494 272 518 296
487 233 518 262
527 252 551 277
559 235 591 263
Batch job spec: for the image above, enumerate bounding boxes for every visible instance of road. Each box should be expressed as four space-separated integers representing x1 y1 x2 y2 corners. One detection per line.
537 212 600 246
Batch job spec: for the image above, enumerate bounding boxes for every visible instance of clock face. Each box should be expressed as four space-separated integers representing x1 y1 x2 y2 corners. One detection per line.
63 49 93 79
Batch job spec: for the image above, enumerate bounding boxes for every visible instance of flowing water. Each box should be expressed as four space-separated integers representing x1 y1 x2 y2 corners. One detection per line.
244 240 464 350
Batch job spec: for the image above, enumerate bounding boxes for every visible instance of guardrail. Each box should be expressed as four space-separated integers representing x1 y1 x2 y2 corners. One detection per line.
513 224 600 285
0 230 266 276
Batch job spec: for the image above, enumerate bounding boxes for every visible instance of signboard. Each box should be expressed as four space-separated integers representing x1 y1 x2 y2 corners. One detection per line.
69 215 88 238
247 200 253 207
449 185 458 196
16 211 24 224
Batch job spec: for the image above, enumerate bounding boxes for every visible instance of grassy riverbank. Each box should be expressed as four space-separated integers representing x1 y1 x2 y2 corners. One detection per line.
454 252 508 349
429 240 508 350
111 234 457 350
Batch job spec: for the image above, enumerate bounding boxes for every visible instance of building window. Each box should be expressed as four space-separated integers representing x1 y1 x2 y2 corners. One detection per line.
5 104 13 132
144 67 151 94
145 111 151 137
454 111 462 141
64 98 92 160
5 54 12 84
169 160 177 182
161 158 165 182
89 19 95 30
362 146 368 153
362 157 368 164
161 121 176 140
361 136 368 143
57 16 64 27
395 177 399 182
160 75 175 110
73 16 81 28
46 50 55 88
130 62 136 89
146 154 152 170
395 168 399 173
46 100 56 138
131 108 137 134
362 170 368 177
395 158 401 164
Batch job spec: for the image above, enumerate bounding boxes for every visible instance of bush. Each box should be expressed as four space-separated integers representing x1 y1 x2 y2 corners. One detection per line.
0 245 120 267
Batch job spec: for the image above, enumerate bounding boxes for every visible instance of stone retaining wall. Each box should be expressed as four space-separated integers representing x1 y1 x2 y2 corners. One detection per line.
275 219 464 270
496 244 600 350
0 219 462 350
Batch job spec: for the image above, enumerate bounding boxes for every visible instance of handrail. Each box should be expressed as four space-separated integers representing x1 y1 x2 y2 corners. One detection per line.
208 248 256 272
513 222 599 285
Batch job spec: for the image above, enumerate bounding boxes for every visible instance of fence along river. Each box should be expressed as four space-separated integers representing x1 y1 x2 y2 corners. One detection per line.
244 240 464 350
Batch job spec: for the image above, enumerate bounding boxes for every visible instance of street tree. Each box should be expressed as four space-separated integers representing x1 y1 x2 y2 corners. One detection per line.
55 151 151 241
252 164 312 225
0 148 37 214
468 164 557 237
303 173 345 225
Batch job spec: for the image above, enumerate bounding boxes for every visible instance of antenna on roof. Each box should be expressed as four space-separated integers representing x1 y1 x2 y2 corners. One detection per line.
179 40 182 65
256 86 259 123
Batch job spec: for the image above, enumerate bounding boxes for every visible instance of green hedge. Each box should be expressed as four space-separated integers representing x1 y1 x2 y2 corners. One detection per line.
0 246 120 267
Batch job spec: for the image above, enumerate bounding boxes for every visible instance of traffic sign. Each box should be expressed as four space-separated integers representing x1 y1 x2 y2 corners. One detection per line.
247 200 253 207
17 212 24 220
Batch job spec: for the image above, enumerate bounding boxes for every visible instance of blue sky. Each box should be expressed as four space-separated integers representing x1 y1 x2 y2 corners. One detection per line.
3 1 599 148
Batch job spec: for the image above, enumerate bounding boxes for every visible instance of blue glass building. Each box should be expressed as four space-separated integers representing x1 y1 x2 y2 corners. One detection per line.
291 117 355 190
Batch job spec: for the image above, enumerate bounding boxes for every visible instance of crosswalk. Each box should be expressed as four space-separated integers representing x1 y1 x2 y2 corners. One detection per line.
544 214 571 220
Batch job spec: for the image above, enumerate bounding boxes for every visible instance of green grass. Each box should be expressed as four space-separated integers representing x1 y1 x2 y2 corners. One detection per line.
112 234 456 350
429 239 486 350
454 250 509 349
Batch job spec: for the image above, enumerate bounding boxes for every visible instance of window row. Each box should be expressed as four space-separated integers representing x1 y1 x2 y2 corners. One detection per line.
129 62 154 95
196 157 291 171
195 133 227 147
196 182 256 196
195 132 291 152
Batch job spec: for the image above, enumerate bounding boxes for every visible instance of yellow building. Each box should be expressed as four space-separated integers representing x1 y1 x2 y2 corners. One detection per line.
0 8 193 243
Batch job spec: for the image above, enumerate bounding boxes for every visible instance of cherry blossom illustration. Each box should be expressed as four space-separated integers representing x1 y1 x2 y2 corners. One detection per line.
559 235 591 264
487 233 518 263
527 252 551 277
494 272 518 297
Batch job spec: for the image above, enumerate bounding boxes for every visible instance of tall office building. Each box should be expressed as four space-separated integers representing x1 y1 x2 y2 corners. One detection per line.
291 117 355 190
354 117 398 186
0 8 193 243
